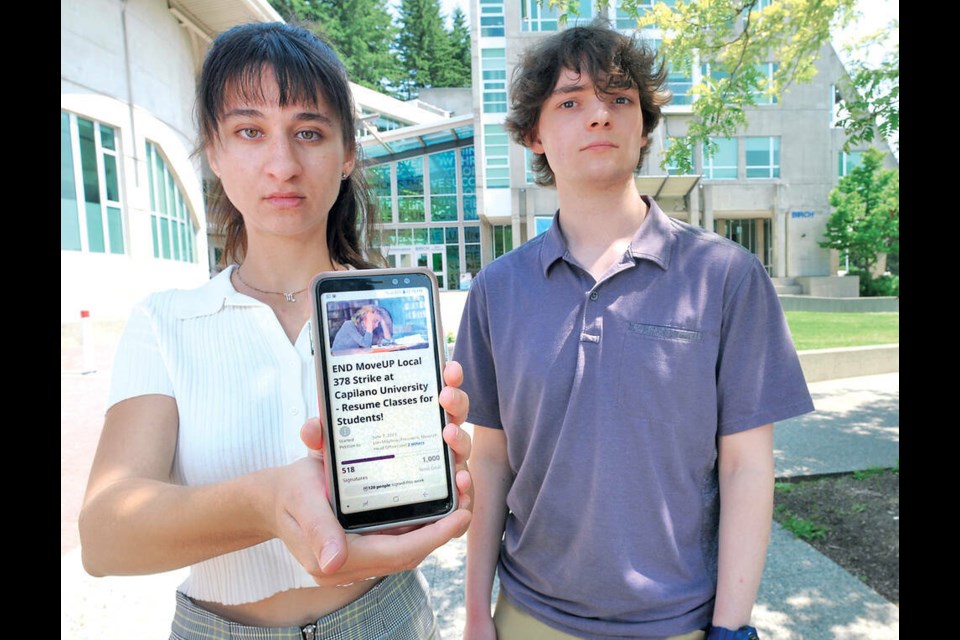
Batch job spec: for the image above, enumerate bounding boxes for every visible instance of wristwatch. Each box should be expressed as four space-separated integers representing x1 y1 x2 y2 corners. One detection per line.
706 625 760 640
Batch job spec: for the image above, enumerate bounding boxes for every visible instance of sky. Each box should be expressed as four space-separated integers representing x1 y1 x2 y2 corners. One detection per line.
440 0 468 25
833 0 898 66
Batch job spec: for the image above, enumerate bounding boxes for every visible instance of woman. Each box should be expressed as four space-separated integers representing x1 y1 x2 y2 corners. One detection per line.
332 304 394 351
79 22 472 639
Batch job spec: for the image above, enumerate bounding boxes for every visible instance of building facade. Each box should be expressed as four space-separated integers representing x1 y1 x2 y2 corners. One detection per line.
61 0 286 324
466 0 898 293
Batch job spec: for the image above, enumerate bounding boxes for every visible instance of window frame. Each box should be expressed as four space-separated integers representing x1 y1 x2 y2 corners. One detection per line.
61 111 126 254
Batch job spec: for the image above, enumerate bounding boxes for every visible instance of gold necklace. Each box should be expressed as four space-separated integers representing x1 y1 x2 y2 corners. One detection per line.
235 265 307 303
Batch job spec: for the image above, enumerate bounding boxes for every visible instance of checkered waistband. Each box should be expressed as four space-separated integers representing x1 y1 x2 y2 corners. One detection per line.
170 570 437 640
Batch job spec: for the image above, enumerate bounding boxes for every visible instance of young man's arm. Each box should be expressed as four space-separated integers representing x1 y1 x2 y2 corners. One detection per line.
463 425 512 640
712 423 775 629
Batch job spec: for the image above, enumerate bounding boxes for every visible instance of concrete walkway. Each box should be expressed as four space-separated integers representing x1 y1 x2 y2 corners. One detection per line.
62 331 898 638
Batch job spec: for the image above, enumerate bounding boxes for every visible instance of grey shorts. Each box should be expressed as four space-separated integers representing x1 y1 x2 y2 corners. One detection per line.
169 570 438 640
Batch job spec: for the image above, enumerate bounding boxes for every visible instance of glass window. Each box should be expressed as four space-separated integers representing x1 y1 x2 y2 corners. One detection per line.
745 137 780 178
839 150 864 176
753 62 778 105
446 245 460 290
522 0 559 31
646 38 693 107
368 164 393 223
714 218 772 272
701 63 730 84
464 225 481 278
479 0 505 37
445 226 461 288
397 157 425 222
492 224 513 258
667 65 693 106
61 112 125 254
484 124 510 189
460 146 478 220
703 138 737 179
429 150 458 222
61 112 81 251
481 48 507 114
146 141 197 263
445 226 459 245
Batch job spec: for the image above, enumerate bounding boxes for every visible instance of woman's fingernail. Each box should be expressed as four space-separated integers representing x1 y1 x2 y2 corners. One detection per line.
319 542 341 572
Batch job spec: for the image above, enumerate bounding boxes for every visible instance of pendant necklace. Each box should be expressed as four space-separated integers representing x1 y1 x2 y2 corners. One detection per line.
235 265 307 303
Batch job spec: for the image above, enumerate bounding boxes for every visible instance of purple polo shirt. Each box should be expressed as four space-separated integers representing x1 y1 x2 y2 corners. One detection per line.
454 198 814 639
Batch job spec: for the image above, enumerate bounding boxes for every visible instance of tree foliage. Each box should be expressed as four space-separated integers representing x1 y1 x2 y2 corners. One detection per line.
271 0 471 99
393 0 473 97
446 7 473 88
819 147 898 294
835 23 899 154
269 0 401 93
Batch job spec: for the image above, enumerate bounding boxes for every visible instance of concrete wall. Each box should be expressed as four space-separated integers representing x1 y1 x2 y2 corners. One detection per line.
795 275 860 298
798 344 899 383
779 295 899 313
418 88 474 117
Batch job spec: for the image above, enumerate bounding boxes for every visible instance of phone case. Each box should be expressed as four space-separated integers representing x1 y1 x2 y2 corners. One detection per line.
309 267 457 532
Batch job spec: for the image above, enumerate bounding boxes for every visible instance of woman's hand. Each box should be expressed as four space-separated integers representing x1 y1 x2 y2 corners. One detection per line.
275 361 473 587
438 360 473 515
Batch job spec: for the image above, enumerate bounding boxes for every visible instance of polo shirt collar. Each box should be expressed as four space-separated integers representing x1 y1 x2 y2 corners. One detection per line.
173 265 260 320
539 211 568 276
539 196 674 276
627 196 673 271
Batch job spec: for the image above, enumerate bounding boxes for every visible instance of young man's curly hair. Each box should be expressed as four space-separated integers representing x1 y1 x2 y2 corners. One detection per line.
504 19 671 187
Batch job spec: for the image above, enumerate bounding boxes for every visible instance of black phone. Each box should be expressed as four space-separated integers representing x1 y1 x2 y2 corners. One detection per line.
309 267 457 532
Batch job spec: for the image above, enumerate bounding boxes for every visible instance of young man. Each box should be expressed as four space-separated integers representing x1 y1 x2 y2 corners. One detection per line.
455 22 814 640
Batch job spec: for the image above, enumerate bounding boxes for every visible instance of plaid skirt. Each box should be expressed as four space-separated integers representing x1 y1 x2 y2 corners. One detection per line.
169 570 438 640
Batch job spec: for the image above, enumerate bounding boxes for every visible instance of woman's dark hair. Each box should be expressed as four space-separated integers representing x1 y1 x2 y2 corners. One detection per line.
504 19 671 186
196 21 383 268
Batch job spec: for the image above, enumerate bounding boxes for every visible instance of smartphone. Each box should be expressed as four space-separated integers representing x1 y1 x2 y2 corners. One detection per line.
309 267 457 532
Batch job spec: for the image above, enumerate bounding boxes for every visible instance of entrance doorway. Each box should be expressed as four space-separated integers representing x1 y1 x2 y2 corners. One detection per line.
386 246 448 289
714 218 772 274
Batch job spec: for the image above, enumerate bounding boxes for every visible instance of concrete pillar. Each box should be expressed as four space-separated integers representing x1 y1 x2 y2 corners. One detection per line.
701 184 714 232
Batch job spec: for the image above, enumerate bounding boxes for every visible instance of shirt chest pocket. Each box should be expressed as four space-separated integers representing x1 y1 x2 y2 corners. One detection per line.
616 321 717 422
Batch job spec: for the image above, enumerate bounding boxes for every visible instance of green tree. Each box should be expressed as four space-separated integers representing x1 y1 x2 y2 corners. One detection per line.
819 147 899 295
835 24 899 154
396 0 454 98
442 7 473 88
269 0 401 93
551 0 898 173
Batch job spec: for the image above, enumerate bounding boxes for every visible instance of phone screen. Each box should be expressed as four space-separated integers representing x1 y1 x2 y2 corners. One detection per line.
311 269 455 531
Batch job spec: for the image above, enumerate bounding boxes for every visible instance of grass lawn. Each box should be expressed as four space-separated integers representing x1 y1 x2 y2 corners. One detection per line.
785 311 899 351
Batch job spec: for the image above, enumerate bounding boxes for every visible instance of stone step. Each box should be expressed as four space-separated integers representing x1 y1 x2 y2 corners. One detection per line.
775 284 804 295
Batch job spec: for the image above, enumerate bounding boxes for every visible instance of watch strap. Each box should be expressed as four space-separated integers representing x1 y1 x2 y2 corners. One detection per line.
705 624 760 640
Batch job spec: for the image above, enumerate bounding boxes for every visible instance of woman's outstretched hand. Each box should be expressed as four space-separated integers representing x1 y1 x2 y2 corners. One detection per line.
270 360 472 587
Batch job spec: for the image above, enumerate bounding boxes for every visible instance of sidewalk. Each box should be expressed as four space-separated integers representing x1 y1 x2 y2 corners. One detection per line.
62 333 898 638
